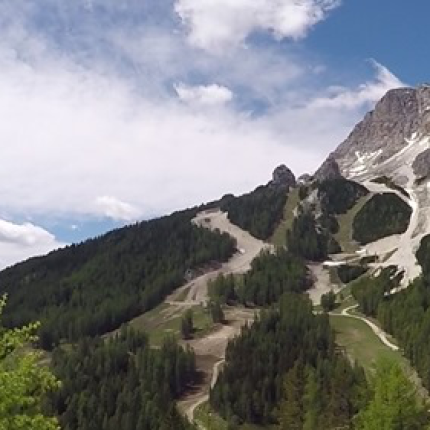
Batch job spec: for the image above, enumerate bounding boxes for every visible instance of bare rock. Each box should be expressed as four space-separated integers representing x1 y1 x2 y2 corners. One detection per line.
270 165 296 189
331 87 421 173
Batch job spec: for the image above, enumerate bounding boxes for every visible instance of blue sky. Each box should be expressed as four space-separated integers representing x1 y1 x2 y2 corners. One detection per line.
0 0 424 267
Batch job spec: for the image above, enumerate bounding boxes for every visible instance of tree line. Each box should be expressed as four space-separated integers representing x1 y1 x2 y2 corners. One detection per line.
210 293 368 427
208 248 311 307
49 328 196 430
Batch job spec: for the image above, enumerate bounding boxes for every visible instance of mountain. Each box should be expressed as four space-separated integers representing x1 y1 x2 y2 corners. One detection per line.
4 86 430 430
318 84 430 287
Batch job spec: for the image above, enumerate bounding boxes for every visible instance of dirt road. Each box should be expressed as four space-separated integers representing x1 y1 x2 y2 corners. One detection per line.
175 210 266 424
177 308 255 423
340 304 399 351
169 210 272 305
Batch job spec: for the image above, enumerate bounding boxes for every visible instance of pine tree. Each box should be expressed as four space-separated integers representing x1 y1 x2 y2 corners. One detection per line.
279 361 305 430
209 300 225 324
180 309 194 340
357 360 429 430
302 367 321 430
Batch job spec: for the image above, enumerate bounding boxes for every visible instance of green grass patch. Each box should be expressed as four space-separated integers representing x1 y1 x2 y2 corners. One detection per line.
329 314 402 374
270 188 299 247
334 194 372 252
128 303 214 347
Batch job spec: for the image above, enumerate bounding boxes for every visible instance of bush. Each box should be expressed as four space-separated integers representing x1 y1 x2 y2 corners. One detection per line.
337 264 367 284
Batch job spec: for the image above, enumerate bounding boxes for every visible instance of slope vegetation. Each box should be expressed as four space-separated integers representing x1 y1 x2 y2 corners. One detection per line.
0 209 236 349
352 193 412 245
220 185 288 240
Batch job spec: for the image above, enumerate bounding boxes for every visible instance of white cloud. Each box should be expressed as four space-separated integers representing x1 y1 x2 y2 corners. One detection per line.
95 196 140 222
308 62 404 110
175 0 341 52
175 83 233 106
0 30 403 220
0 0 407 269
0 219 64 269
0 219 55 246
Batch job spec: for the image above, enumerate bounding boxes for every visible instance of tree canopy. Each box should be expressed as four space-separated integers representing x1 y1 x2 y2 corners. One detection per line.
0 296 60 430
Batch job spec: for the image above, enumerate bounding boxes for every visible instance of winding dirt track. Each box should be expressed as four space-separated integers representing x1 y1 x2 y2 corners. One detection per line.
336 304 399 351
175 210 268 424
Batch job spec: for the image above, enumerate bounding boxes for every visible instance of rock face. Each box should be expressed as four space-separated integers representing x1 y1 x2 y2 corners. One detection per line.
331 87 422 174
413 148 430 179
314 157 341 182
314 84 430 289
270 165 296 189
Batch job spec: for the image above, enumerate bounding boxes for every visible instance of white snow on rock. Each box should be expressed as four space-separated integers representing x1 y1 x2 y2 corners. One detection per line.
343 133 430 289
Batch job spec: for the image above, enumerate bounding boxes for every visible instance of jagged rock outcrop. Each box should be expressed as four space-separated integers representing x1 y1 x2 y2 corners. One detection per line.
315 84 430 289
314 157 342 182
270 164 296 189
413 148 430 179
331 87 423 174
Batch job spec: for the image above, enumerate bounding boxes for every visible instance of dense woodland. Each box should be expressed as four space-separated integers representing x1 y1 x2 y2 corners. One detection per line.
208 248 311 306
210 293 368 427
337 264 368 284
0 209 235 348
287 211 330 261
50 328 196 430
352 193 412 245
220 185 288 240
318 178 369 215
351 267 400 316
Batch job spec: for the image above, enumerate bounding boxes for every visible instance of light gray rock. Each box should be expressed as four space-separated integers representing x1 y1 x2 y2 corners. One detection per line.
330 87 421 173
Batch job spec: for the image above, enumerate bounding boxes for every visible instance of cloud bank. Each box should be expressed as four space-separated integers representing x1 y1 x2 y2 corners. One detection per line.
0 0 405 268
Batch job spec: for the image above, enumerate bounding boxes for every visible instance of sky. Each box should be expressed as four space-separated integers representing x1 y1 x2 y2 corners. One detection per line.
0 0 427 268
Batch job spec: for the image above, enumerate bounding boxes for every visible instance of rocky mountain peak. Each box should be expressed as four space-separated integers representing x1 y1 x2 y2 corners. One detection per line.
270 164 296 189
330 87 421 175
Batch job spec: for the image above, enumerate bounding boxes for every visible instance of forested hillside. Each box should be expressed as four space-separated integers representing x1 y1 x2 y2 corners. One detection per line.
285 178 366 259
208 248 310 306
220 185 288 240
210 293 368 427
318 178 369 215
0 209 236 348
50 328 196 430
360 234 430 393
